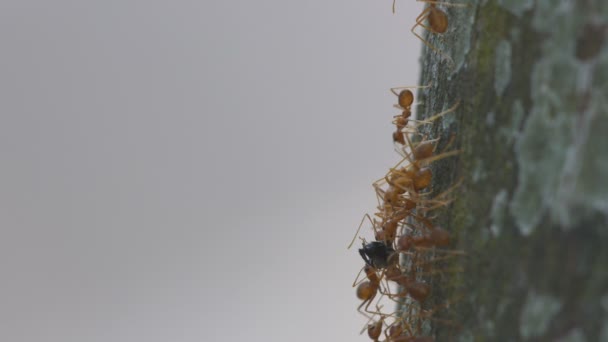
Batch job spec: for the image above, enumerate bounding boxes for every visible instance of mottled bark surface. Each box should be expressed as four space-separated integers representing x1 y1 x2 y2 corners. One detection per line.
410 1 608 340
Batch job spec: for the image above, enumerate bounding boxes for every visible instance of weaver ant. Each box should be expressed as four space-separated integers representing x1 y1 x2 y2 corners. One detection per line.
390 84 431 144
347 210 409 250
364 305 438 342
409 1 471 66
354 264 396 318
356 281 381 317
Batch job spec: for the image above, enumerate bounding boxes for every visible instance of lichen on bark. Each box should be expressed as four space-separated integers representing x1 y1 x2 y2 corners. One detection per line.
407 0 608 340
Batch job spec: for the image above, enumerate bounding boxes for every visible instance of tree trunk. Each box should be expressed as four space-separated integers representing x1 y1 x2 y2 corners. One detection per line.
410 1 608 340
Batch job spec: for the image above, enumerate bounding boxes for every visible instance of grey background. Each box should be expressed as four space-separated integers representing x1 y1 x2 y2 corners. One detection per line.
0 1 422 341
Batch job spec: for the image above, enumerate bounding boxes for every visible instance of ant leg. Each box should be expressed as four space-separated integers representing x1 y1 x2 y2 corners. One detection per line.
411 15 455 67
416 21 441 35
415 294 465 329
391 0 423 14
426 177 464 203
395 133 423 167
414 182 463 213
359 306 385 335
356 300 375 320
412 99 461 129
419 198 455 213
357 288 381 317
417 0 471 8
411 254 464 272
374 155 413 185
348 213 375 249
390 82 433 97
392 147 417 167
416 149 461 167
352 265 368 287
439 131 457 154
415 5 433 23
395 136 439 160
362 292 387 316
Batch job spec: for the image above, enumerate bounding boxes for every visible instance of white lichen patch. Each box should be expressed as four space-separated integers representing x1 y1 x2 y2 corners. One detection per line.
483 319 496 337
440 101 459 130
519 291 562 339
533 0 576 36
478 228 490 243
471 159 486 183
490 189 508 237
499 99 525 144
510 105 564 236
510 100 525 133
510 56 576 236
510 25 522 44
486 111 495 127
440 0 476 73
552 94 608 228
494 40 512 97
601 319 608 342
601 293 608 312
496 297 513 319
538 24 608 228
457 330 475 342
556 328 586 342
508 0 608 231
497 0 534 18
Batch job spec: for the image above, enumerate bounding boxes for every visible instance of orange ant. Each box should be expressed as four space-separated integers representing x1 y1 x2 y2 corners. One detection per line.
347 209 409 249
397 226 450 250
409 2 471 66
391 337 435 342
377 144 460 212
348 214 387 249
356 279 381 317
406 216 460 248
361 305 405 341
354 264 396 317
364 304 438 342
390 84 431 144
385 270 432 303
376 130 461 218
394 101 461 160
384 319 436 342
355 267 413 318
365 308 426 342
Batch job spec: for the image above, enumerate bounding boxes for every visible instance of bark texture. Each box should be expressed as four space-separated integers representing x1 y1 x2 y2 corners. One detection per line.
411 1 608 340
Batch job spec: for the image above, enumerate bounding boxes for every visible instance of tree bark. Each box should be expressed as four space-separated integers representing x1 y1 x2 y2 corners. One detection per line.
411 1 608 340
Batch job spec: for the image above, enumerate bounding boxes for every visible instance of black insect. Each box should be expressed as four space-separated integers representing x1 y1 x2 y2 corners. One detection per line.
359 241 396 269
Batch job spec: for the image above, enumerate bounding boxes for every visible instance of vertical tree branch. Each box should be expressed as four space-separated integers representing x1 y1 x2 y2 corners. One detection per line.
412 0 608 340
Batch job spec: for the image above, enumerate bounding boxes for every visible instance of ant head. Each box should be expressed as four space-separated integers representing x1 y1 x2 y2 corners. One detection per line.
359 241 396 269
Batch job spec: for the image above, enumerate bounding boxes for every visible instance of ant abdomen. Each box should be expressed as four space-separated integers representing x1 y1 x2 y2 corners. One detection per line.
413 167 432 191
428 6 448 33
398 89 414 109
356 281 378 301
405 281 431 303
429 227 450 247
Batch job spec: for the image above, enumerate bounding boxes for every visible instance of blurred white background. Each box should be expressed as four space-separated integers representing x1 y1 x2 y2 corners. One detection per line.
0 0 422 341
